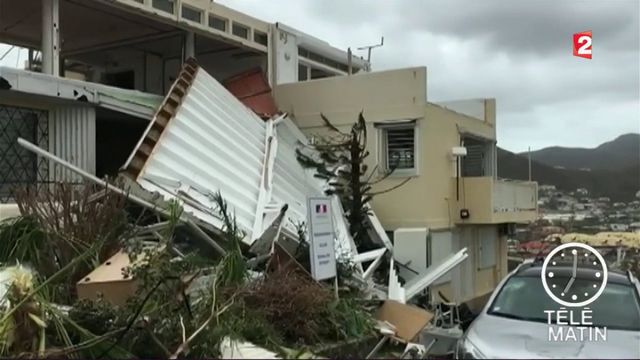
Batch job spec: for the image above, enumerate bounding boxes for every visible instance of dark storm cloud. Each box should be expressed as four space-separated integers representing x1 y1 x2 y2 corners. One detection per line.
303 0 639 55
397 0 639 55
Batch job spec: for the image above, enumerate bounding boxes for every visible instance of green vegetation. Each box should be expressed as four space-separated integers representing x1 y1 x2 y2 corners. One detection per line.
0 185 377 358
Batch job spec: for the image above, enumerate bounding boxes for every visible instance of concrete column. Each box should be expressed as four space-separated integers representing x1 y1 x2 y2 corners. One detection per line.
184 32 195 60
41 0 60 76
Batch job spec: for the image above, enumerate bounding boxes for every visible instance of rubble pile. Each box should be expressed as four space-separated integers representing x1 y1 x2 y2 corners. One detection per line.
0 60 471 358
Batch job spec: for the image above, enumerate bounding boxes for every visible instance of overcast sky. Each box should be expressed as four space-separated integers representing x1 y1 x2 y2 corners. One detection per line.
1 1 638 152
217 0 639 153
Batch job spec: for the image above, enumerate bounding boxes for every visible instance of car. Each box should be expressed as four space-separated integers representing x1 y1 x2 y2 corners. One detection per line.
455 260 640 359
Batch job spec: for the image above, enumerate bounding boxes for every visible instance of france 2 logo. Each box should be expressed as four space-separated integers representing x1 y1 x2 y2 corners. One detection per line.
573 31 592 59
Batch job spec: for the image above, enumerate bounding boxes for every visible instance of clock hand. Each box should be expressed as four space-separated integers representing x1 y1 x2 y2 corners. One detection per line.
572 252 578 278
563 276 575 294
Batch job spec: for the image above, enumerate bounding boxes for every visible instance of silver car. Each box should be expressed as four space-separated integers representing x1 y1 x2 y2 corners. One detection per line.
455 261 640 359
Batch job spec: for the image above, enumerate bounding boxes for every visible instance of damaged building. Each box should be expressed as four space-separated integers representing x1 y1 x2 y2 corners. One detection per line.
0 0 537 312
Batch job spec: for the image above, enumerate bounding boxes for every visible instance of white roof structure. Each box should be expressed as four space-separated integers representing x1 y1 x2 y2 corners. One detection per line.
122 59 358 255
0 66 162 119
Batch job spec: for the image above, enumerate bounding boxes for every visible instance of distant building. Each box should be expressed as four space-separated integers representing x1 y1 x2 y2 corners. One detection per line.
610 224 629 232
576 188 589 196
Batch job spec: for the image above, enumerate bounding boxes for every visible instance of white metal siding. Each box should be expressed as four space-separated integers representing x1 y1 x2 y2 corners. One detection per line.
49 106 96 183
271 118 322 235
136 69 266 236
478 226 498 269
430 230 454 284
394 228 428 281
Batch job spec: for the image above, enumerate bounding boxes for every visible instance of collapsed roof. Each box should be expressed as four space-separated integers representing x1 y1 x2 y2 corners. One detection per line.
120 58 358 257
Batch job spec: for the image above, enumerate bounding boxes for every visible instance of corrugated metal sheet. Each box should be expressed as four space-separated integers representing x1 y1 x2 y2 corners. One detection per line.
124 59 265 239
122 59 363 257
271 118 323 235
49 106 96 183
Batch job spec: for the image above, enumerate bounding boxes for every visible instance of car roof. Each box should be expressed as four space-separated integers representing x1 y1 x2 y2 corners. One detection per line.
515 263 632 285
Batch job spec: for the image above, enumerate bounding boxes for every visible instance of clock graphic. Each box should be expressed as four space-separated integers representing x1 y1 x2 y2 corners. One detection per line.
541 242 608 307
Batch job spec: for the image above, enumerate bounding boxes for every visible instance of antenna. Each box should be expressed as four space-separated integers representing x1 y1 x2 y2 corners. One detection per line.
357 36 384 64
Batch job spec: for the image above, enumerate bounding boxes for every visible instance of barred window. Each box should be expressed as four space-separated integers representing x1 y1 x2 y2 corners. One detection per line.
384 126 416 171
232 22 249 39
0 105 48 203
181 5 202 23
152 0 174 14
209 15 227 32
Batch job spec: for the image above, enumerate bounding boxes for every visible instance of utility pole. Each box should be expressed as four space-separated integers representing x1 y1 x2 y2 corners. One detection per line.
357 37 384 68
528 146 532 181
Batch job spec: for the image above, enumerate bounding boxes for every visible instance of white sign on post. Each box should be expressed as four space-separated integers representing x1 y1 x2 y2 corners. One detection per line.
307 197 337 281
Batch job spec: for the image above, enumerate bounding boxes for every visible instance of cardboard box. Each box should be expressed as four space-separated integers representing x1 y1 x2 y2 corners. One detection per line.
76 251 138 306
376 300 434 342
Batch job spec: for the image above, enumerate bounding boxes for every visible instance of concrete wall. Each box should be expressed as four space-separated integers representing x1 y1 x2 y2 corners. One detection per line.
431 225 508 303
274 69 527 301
274 67 427 127
274 68 505 230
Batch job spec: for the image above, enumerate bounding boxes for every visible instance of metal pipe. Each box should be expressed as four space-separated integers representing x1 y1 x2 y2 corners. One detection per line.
18 137 157 208
18 137 228 256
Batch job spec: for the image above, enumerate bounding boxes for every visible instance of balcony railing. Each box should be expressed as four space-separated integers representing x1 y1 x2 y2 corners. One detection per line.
454 177 538 224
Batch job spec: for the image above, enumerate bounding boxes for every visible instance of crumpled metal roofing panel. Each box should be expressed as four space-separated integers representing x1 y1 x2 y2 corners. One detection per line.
124 59 267 238
271 118 323 235
122 60 363 258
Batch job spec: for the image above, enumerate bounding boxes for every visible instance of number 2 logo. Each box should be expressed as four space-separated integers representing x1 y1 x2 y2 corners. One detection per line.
573 31 592 59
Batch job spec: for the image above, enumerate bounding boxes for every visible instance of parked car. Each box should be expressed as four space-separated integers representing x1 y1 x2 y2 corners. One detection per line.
455 260 640 359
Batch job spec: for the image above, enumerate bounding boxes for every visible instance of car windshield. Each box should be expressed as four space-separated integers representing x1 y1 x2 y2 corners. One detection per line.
488 275 640 331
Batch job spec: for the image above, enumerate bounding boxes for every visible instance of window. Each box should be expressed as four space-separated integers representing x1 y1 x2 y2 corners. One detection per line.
232 22 249 39
478 227 498 268
181 5 202 23
254 30 268 46
208 15 227 31
310 68 331 80
379 122 417 174
461 136 494 177
0 106 48 203
298 64 308 81
488 276 640 331
298 46 352 73
152 0 174 14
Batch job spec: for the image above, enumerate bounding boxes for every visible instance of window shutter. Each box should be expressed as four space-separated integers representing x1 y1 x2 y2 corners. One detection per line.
386 127 415 170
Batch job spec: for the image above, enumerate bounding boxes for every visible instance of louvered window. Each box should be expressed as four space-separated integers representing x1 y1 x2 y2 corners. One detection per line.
385 126 415 171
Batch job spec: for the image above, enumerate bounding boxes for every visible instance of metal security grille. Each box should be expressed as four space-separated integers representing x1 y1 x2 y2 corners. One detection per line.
0 105 49 203
462 137 486 177
386 126 415 170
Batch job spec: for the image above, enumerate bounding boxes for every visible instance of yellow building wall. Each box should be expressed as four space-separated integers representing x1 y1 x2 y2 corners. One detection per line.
274 68 496 231
274 69 509 302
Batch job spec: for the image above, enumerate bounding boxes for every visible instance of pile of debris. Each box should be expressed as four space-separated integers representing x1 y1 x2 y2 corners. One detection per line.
0 60 471 358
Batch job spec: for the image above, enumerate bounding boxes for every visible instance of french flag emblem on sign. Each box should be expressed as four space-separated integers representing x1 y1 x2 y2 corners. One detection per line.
316 204 328 214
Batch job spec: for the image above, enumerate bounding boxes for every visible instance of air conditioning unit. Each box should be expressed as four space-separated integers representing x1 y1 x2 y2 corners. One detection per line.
451 146 467 157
